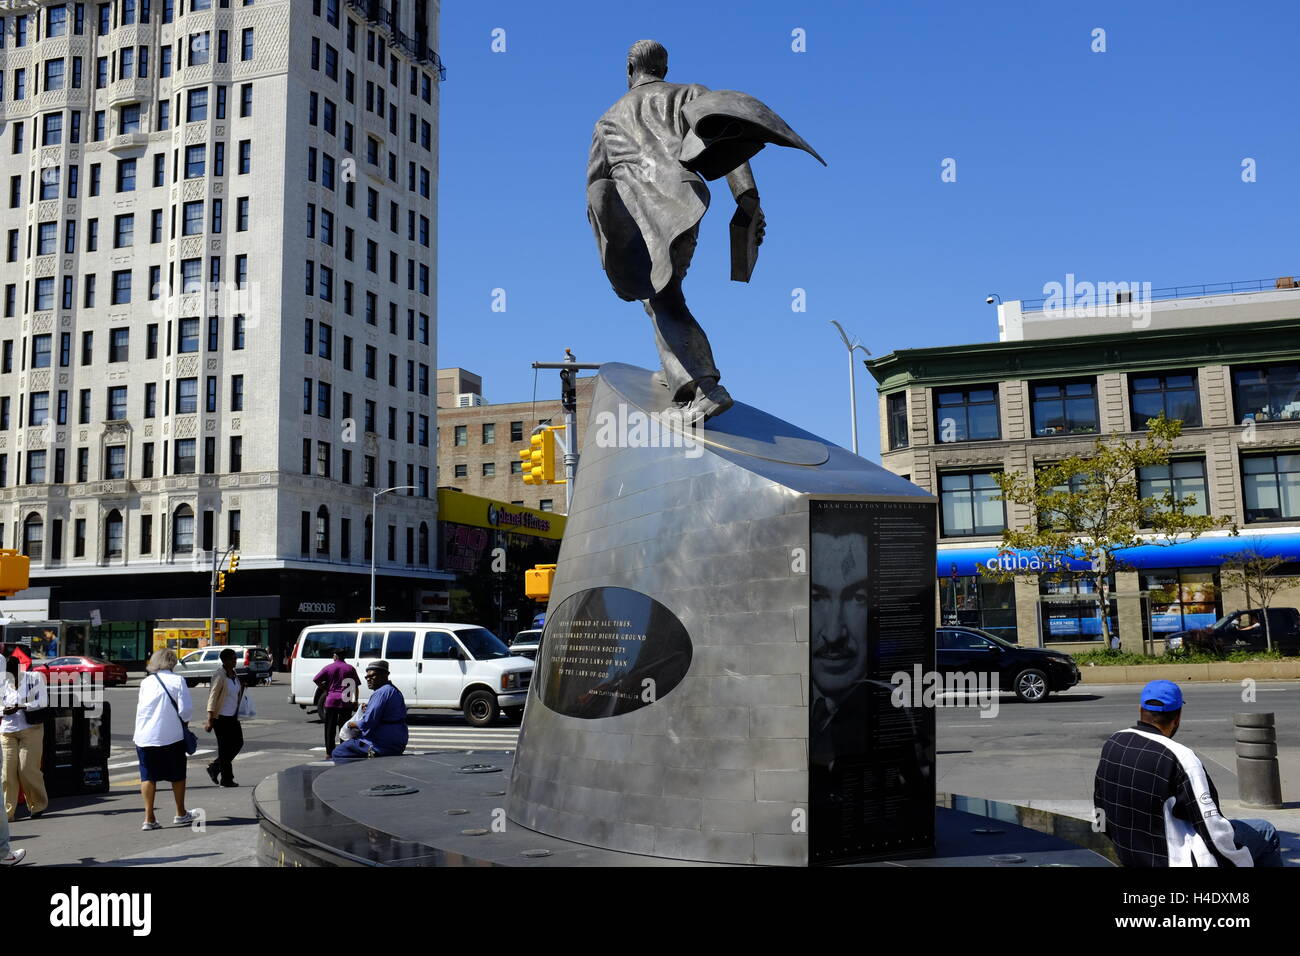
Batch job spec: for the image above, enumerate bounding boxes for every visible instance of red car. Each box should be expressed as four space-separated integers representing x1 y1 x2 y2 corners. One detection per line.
33 656 129 687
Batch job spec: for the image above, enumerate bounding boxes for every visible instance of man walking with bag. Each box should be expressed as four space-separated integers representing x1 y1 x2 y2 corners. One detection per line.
203 648 248 788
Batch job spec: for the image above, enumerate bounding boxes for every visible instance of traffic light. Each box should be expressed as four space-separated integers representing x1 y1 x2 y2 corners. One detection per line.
216 572 227 593
519 427 560 485
228 552 240 574
525 564 556 602
0 549 30 597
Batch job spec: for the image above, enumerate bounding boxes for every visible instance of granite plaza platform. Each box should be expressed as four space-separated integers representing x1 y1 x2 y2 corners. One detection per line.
254 753 1116 867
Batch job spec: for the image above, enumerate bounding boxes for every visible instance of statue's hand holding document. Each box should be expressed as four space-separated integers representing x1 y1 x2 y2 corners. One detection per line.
729 195 765 283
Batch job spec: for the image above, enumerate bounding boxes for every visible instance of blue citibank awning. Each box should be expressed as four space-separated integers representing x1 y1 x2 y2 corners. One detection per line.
936 533 1300 577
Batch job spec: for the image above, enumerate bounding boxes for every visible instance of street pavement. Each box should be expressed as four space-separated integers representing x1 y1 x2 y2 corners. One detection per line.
7 677 519 867
7 675 1295 866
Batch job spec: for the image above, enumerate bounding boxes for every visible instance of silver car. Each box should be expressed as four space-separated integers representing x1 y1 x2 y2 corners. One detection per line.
175 646 273 687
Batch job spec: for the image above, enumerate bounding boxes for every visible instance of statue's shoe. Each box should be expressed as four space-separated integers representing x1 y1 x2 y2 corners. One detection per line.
680 384 733 425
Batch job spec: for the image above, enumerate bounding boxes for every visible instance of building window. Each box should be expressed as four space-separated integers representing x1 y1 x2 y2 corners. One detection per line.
111 270 132 304
26 450 48 484
176 378 198 414
178 318 199 353
172 505 194 554
107 386 128 420
1137 459 1208 518
454 425 467 446
482 423 495 445
1142 569 1220 640
1030 379 1099 437
315 506 329 555
539 500 554 512
105 511 124 558
104 445 126 479
22 514 43 560
934 385 1000 443
482 462 495 477
886 392 908 450
453 464 467 479
1129 370 1200 429
229 436 242 472
29 392 49 427
939 470 1004 537
109 328 129 362
187 88 208 122
1040 574 1118 644
1242 453 1300 523
939 578 1017 643
174 438 196 474
1232 364 1300 424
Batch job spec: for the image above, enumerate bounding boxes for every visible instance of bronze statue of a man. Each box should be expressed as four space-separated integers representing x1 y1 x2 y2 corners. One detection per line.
587 40 825 424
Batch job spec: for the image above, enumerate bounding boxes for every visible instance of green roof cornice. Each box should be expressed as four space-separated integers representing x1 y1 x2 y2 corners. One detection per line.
866 319 1300 393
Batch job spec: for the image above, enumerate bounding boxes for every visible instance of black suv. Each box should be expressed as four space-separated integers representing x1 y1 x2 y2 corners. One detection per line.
1167 608 1300 656
937 626 1081 702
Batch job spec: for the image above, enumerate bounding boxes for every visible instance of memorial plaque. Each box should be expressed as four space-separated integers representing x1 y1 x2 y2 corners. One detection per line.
536 587 692 719
808 498 937 864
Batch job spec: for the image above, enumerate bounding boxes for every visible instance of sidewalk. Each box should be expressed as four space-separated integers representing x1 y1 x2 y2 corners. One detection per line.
1078 660 1300 683
1016 799 1299 865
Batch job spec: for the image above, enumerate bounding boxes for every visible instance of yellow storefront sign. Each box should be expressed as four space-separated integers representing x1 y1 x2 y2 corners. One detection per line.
437 490 565 540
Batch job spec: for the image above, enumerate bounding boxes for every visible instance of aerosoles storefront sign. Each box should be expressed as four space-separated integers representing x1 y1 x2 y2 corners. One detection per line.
535 587 692 719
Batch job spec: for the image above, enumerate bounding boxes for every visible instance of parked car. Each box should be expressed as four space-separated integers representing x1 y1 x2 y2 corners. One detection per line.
508 629 543 661
937 626 1081 702
288 623 534 727
1166 608 1300 656
176 645 273 687
32 656 129 687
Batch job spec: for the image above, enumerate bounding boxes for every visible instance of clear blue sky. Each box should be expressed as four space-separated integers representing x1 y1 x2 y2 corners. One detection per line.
437 0 1299 459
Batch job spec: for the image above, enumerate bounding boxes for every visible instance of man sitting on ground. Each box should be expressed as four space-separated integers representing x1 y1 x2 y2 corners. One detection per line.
331 660 408 759
1094 679 1281 866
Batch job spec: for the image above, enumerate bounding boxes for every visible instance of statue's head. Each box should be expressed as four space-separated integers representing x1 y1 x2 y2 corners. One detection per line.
627 39 668 88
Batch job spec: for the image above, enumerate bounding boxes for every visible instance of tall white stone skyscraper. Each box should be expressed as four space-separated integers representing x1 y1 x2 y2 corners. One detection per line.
0 0 443 661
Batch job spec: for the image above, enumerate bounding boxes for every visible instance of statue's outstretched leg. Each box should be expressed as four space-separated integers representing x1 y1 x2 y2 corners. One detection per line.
642 280 733 423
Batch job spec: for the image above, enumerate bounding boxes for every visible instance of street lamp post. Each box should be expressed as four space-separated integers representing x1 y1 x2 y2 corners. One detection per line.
830 321 872 456
371 485 417 623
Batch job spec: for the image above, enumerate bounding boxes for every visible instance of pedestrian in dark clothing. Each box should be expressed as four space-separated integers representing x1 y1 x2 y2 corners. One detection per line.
203 648 245 787
313 649 360 757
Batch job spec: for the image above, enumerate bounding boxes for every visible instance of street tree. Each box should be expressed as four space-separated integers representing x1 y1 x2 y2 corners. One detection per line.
1218 544 1297 652
982 415 1232 652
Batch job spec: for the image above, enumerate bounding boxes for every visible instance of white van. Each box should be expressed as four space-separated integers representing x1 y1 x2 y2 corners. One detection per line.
289 623 534 727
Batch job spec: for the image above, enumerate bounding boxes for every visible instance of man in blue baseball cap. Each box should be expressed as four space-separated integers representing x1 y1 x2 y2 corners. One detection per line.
1093 680 1282 866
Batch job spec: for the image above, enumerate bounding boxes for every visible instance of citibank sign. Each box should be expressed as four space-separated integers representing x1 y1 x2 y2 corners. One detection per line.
983 554 1061 573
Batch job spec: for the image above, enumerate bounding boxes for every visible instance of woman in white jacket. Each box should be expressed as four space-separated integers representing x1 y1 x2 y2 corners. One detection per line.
133 649 195 831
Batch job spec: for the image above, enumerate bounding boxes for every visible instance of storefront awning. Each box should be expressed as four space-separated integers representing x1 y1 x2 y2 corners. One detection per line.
936 533 1300 577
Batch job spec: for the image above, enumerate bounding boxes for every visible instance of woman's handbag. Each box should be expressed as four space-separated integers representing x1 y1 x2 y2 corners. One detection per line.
155 674 198 755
